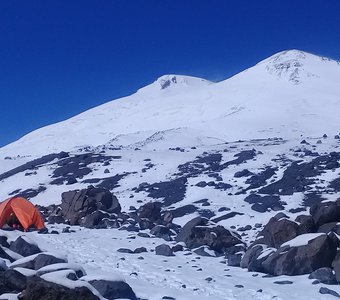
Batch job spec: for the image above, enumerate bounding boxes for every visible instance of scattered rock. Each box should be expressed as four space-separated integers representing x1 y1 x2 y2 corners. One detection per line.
19 276 99 300
309 267 337 285
155 244 174 257
89 279 137 300
319 287 340 298
9 237 41 257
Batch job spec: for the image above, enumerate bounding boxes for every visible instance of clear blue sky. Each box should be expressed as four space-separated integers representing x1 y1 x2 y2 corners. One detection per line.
1 0 340 147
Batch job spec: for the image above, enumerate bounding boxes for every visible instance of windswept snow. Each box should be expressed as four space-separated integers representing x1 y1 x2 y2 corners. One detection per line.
281 233 325 248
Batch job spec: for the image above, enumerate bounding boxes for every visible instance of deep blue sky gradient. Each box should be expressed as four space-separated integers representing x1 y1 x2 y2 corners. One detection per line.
1 0 340 147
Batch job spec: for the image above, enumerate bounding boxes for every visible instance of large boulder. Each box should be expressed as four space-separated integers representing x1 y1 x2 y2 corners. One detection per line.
332 252 340 282
240 244 275 272
19 276 99 300
155 244 174 257
150 225 172 241
137 202 162 223
89 279 137 300
310 200 340 228
4 269 27 292
295 215 316 235
262 233 337 276
253 214 299 248
82 211 110 228
309 267 337 285
12 253 67 270
176 217 242 253
9 237 41 257
60 187 121 225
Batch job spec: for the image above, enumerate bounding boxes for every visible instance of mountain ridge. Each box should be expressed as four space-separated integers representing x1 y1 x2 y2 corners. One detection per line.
1 49 340 157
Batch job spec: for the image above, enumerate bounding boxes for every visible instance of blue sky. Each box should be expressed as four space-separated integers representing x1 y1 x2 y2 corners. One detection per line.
1 0 340 147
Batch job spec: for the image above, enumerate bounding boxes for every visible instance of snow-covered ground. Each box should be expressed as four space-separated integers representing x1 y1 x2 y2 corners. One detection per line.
3 225 340 300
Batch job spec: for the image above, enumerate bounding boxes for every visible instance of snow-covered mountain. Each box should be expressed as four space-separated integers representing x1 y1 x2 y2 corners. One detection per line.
2 49 340 157
2 50 340 300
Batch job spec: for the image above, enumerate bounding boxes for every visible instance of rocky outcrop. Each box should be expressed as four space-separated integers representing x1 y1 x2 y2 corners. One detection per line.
0 232 138 300
262 233 337 276
310 200 340 227
89 279 137 300
20 276 99 300
53 186 121 226
176 217 243 254
9 236 41 257
252 214 300 248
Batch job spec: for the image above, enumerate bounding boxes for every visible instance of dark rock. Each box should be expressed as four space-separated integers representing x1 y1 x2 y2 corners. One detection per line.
332 252 340 282
317 222 340 234
295 215 316 235
34 254 67 270
117 248 134 254
309 267 337 285
198 209 215 219
262 233 337 275
89 279 137 300
169 205 197 218
150 225 171 241
273 281 293 285
259 158 321 195
222 150 257 167
60 187 121 225
13 253 67 270
19 276 99 300
137 233 150 238
310 201 340 227
240 245 275 272
162 211 174 224
172 244 184 252
48 215 66 224
155 244 174 256
82 211 109 228
9 237 41 257
176 217 242 253
244 194 285 213
0 236 9 248
193 246 215 257
4 269 27 291
211 212 244 223
319 287 340 298
137 202 162 223
253 215 299 248
134 247 147 254
234 169 253 178
245 167 276 189
137 178 187 207
138 219 155 230
227 253 243 267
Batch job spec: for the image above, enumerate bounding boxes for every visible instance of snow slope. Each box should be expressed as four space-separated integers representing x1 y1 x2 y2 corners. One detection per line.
1 50 340 157
1 50 340 300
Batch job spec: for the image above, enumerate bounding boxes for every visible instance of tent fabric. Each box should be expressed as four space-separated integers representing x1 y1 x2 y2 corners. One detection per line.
0 197 45 230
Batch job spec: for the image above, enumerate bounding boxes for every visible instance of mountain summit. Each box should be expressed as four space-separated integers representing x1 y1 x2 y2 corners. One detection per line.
1 49 340 156
257 49 340 84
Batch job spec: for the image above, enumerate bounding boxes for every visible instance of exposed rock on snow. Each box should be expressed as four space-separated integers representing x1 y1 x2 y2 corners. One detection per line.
176 217 243 254
262 233 337 275
58 187 121 226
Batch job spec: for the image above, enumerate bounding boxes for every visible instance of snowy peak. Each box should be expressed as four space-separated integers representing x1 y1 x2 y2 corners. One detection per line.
258 49 340 84
155 75 212 89
138 74 212 94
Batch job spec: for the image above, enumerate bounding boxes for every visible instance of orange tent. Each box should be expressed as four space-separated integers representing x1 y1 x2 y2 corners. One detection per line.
0 197 45 230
